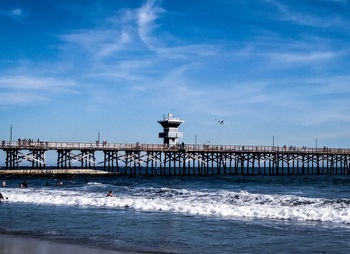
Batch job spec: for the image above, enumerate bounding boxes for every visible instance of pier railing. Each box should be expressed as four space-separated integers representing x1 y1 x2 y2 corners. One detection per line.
1 140 349 154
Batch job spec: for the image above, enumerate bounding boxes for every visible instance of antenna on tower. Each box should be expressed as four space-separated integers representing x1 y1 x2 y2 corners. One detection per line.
10 125 13 141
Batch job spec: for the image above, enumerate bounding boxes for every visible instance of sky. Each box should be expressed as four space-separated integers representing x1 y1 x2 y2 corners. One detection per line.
1 0 350 148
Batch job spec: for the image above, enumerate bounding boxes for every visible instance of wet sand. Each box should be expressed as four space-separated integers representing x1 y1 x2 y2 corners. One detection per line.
0 234 132 254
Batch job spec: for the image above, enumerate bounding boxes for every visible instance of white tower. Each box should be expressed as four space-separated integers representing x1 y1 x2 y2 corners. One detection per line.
158 113 184 145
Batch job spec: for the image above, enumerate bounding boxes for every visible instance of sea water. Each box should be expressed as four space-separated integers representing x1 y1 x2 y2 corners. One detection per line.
1 176 350 253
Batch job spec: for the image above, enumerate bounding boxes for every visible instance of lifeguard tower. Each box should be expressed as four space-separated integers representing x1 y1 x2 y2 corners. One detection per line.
158 113 184 145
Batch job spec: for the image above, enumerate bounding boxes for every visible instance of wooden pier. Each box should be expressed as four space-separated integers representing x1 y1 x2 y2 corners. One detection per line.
1 140 350 176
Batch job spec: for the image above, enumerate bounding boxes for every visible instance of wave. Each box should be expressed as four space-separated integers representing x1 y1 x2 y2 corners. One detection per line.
2 187 350 224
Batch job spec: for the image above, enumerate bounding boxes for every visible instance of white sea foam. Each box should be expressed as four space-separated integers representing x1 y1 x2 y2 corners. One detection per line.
2 186 350 224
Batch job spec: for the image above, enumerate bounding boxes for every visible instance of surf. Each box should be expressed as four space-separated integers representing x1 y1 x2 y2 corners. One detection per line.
2 185 350 224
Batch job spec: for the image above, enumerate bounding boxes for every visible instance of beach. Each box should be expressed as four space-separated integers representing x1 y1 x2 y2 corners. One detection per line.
0 233 129 254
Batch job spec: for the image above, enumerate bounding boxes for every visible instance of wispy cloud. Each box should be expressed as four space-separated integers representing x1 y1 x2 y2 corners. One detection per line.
61 0 219 62
234 32 348 69
91 59 155 81
135 0 220 59
0 8 24 21
0 75 76 105
60 0 166 59
268 51 337 63
0 92 48 105
61 28 131 59
264 0 344 27
97 31 131 58
0 75 75 91
322 0 348 4
57 0 224 94
306 75 350 94
137 0 164 50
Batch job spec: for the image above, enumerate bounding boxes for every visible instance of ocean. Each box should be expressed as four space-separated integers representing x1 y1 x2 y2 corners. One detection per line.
1 175 350 253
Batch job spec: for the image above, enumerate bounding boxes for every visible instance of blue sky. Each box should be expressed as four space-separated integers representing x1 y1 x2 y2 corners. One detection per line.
1 0 350 147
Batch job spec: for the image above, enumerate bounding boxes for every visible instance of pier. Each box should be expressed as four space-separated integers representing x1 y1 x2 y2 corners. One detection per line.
2 114 350 176
1 140 350 176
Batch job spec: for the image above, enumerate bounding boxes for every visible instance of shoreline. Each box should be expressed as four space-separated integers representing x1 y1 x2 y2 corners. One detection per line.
0 169 119 177
0 233 134 254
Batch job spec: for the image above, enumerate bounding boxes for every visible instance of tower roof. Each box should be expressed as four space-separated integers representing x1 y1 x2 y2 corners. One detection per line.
158 113 184 128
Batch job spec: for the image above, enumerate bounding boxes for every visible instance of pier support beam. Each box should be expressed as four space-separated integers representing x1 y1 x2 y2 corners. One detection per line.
57 150 71 169
57 150 96 169
20 150 46 169
5 149 19 169
102 151 121 172
4 149 46 169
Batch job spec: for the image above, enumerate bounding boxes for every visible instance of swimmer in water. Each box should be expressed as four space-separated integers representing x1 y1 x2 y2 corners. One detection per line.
0 193 7 200
106 190 115 197
56 180 63 186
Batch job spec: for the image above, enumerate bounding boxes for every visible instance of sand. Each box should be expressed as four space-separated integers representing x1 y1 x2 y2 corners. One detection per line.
0 233 133 254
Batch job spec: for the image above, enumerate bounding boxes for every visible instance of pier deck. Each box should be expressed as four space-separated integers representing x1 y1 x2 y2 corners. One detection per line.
1 140 349 176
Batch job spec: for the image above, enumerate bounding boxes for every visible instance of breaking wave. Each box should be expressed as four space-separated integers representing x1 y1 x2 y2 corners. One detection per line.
2 184 350 224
